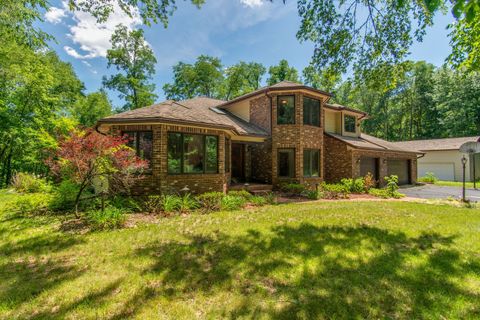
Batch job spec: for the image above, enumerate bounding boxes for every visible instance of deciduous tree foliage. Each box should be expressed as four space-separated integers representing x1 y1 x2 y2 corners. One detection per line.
47 129 148 215
332 61 480 141
267 59 299 85
72 90 113 127
103 25 157 110
163 57 267 100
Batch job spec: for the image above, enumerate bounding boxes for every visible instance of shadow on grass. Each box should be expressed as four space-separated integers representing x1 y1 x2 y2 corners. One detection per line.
115 224 479 319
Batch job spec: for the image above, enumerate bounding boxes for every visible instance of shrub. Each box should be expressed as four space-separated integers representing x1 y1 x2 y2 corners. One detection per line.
11 172 51 193
368 188 404 199
341 178 365 193
109 196 143 213
221 195 246 211
178 193 199 213
49 180 81 211
281 183 306 195
228 190 252 200
418 172 438 184
12 193 53 215
263 192 278 205
385 175 400 195
87 207 126 230
144 195 163 214
161 194 182 213
302 189 320 200
196 192 224 212
363 172 376 191
319 183 350 199
249 195 268 206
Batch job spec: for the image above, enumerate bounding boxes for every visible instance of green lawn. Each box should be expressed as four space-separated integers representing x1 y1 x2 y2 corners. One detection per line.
1 192 479 319
434 180 478 188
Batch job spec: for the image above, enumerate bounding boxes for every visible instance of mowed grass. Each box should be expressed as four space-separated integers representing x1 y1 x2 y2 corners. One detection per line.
434 180 477 188
1 192 480 319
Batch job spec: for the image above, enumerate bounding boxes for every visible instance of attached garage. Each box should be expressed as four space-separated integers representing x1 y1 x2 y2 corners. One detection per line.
360 157 379 180
418 163 455 181
387 159 411 185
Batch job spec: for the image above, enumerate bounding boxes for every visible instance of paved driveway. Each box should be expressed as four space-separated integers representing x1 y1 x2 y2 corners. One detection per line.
401 184 480 202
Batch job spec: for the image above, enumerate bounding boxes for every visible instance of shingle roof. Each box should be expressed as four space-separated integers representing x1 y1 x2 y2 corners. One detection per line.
98 97 268 137
326 132 420 154
324 103 368 116
216 80 332 109
392 136 480 151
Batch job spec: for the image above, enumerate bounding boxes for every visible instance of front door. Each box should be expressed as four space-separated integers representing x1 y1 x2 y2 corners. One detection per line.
231 143 245 182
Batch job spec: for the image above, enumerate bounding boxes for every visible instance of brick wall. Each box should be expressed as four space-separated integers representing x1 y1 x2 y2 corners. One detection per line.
112 123 228 195
250 95 271 133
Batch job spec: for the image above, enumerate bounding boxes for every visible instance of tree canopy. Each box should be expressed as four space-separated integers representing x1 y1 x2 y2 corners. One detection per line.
267 59 299 85
103 25 158 110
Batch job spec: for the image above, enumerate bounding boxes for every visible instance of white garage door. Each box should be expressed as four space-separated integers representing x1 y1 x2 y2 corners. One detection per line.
418 163 455 181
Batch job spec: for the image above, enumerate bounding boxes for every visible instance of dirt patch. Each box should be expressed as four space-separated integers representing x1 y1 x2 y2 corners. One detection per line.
124 213 162 228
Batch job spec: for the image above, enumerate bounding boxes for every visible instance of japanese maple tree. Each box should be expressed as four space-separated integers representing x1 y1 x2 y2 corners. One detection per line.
47 129 148 216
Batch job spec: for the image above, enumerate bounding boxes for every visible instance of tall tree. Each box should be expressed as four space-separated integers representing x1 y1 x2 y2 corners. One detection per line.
72 91 112 127
221 61 266 99
267 59 299 85
163 55 223 100
302 65 339 92
103 25 157 110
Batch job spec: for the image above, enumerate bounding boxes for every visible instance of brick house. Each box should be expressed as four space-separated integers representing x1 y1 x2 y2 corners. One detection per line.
96 81 420 194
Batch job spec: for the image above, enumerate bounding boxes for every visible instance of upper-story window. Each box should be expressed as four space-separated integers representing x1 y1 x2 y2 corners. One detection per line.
277 95 295 124
344 115 356 133
123 131 153 164
303 96 320 127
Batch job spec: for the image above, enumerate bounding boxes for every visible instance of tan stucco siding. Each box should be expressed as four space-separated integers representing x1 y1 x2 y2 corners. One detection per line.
224 99 250 122
325 110 341 134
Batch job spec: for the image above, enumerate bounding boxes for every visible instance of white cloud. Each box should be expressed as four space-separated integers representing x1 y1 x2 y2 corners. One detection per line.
82 60 92 67
62 3 141 59
240 0 265 8
45 6 67 24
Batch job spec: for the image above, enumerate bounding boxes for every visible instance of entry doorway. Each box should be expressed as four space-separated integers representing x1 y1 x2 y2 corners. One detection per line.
231 143 245 182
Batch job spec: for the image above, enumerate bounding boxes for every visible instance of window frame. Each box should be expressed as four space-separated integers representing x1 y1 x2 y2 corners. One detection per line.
277 148 296 178
121 130 153 167
303 149 320 178
167 132 219 175
277 95 296 125
344 114 357 133
303 96 321 127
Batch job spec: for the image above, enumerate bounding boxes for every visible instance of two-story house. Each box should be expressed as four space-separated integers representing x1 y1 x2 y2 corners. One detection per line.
96 81 419 194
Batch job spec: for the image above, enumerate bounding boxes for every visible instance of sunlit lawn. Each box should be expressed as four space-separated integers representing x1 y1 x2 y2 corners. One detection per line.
1 191 479 319
434 180 477 188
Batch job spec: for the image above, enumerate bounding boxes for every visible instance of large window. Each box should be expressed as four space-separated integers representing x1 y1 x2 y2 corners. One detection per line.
344 115 356 133
303 97 320 127
278 149 295 178
167 133 218 174
277 95 295 124
123 131 153 164
303 149 320 177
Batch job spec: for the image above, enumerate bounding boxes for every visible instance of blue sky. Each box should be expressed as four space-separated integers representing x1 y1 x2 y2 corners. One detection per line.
42 0 455 108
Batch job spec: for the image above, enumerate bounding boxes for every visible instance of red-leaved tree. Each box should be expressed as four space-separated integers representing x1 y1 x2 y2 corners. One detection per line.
47 129 148 216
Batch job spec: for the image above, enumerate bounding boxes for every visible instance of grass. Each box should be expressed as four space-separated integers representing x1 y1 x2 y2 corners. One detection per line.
434 180 478 188
1 191 480 319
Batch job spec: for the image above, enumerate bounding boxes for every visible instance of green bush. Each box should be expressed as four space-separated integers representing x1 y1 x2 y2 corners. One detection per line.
281 183 306 195
418 172 438 184
228 190 252 200
363 172 376 191
249 195 268 206
11 172 51 193
385 175 400 195
221 195 246 211
109 196 143 212
178 193 199 213
368 188 404 199
161 194 182 213
263 192 278 205
12 193 53 215
49 179 81 211
302 189 320 200
87 207 126 230
196 192 224 212
341 178 365 193
319 183 350 199
144 195 163 214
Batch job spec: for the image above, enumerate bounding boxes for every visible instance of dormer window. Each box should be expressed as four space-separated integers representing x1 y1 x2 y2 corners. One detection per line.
344 115 356 133
277 95 295 124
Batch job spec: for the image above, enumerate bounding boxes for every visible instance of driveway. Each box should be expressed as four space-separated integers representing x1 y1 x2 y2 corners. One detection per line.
401 184 480 202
